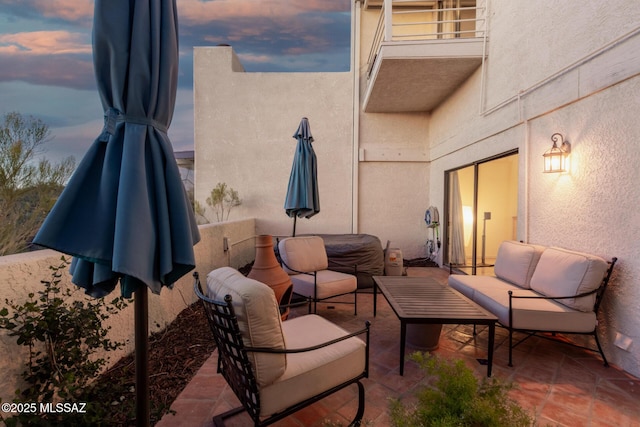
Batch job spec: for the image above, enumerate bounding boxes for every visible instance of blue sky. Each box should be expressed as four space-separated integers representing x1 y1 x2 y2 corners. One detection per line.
0 0 351 163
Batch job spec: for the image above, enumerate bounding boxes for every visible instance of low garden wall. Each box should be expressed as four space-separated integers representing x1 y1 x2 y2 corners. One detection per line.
0 218 256 403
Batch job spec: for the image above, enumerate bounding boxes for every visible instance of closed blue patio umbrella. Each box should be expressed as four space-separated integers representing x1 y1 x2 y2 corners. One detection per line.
284 117 320 236
33 0 200 425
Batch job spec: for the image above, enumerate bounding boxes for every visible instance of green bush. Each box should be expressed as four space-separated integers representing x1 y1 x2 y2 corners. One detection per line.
0 257 129 426
389 353 533 427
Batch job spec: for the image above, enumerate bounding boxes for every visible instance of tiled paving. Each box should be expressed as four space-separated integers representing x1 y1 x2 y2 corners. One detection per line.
157 267 640 426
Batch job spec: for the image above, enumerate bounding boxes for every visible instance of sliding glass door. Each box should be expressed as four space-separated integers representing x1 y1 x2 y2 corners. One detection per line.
444 151 518 275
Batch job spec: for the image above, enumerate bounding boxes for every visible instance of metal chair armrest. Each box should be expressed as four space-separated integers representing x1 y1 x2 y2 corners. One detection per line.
278 256 318 277
508 287 600 301
245 321 371 354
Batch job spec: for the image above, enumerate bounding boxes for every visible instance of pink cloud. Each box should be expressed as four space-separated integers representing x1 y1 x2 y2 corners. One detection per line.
0 50 94 89
236 53 274 64
0 31 95 89
31 0 93 23
178 0 348 25
0 31 91 55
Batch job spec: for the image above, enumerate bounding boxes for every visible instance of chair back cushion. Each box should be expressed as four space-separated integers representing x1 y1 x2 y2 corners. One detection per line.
530 247 608 312
494 241 545 288
278 236 329 273
206 267 286 387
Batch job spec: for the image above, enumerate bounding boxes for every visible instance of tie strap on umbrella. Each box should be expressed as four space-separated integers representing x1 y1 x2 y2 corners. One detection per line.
99 107 169 142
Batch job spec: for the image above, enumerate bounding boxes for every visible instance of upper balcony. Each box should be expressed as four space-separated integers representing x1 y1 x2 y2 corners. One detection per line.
362 0 487 113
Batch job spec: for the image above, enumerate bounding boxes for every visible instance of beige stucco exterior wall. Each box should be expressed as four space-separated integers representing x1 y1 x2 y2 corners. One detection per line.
357 5 431 258
427 0 640 377
357 113 430 257
194 32 433 258
193 47 355 238
0 219 255 402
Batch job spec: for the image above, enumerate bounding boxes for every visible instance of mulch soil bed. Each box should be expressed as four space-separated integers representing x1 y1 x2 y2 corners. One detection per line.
93 301 216 425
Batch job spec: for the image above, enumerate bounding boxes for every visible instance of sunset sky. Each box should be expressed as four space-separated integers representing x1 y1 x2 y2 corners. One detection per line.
0 0 351 163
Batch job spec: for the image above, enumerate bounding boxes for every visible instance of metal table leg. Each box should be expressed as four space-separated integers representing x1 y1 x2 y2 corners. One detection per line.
400 321 407 375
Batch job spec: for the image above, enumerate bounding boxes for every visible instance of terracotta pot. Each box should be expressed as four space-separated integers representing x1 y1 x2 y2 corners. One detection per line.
407 324 443 351
247 235 293 319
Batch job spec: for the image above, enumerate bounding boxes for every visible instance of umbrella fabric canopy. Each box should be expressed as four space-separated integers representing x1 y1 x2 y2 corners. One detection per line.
33 0 200 424
284 117 320 236
34 0 199 298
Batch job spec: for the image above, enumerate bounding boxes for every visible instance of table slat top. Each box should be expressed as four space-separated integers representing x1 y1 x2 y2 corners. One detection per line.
373 276 497 322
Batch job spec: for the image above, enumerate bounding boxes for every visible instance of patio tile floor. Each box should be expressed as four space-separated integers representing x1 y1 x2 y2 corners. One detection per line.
157 267 640 427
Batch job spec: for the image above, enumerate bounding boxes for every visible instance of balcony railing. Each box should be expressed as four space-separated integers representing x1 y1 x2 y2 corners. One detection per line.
367 0 486 76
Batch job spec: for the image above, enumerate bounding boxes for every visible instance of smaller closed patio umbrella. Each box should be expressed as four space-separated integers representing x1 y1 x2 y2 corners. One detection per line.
284 117 320 236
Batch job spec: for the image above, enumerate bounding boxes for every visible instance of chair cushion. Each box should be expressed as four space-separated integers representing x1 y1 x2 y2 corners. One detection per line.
494 241 545 289
259 314 366 417
290 270 357 299
530 247 608 312
279 236 329 273
206 267 286 387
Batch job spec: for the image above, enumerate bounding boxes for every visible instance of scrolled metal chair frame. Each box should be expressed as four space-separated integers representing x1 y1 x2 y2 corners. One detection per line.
194 272 370 426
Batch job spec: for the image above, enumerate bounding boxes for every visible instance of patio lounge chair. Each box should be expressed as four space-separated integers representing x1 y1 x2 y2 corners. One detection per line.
194 267 370 426
278 235 359 314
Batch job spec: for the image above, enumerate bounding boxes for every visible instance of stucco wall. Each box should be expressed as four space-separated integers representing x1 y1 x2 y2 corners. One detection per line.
194 40 434 259
0 218 256 402
194 47 355 239
427 0 640 377
357 6 432 259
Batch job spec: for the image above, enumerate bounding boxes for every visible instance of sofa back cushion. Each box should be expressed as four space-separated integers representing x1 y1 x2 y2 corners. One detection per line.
278 236 329 274
530 247 608 312
494 241 545 288
206 267 286 387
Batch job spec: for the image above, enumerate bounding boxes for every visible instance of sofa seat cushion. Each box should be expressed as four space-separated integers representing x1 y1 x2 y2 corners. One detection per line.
448 274 518 300
530 247 608 312
449 274 596 332
206 267 286 387
259 314 366 417
494 241 545 288
290 270 357 299
279 236 329 273
473 287 597 332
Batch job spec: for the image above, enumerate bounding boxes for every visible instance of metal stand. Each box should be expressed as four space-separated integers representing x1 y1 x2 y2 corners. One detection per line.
135 287 150 427
481 212 491 265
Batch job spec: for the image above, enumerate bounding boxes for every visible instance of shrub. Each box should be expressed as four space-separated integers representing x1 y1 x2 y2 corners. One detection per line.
0 257 128 425
389 353 533 427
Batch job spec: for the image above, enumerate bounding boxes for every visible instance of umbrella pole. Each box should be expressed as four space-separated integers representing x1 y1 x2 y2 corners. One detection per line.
292 216 297 237
135 287 150 427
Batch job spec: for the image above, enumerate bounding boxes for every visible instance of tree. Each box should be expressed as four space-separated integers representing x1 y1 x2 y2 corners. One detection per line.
205 182 241 222
0 112 76 255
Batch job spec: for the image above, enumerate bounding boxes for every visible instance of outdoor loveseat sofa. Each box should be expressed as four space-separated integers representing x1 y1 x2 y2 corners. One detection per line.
448 240 617 367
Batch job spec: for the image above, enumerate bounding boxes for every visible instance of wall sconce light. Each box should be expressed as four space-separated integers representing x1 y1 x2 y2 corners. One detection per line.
543 133 571 173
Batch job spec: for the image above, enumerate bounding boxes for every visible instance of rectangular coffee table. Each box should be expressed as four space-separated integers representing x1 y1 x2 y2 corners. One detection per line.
373 276 498 377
